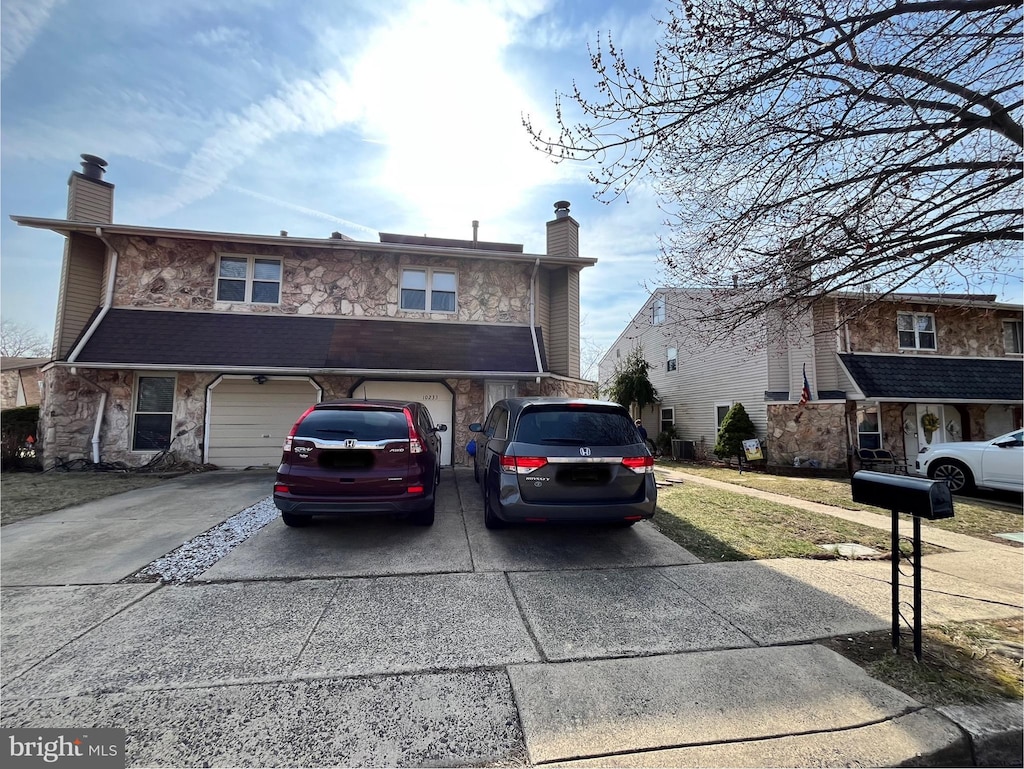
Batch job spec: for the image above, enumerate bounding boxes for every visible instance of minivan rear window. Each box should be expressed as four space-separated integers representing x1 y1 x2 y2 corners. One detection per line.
296 408 408 441
513 406 638 446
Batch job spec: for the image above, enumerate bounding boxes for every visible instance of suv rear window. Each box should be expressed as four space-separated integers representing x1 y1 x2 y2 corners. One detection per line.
296 408 408 441
513 406 638 446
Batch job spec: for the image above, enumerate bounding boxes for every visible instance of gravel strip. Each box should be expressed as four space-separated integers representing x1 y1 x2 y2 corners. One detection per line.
120 497 278 584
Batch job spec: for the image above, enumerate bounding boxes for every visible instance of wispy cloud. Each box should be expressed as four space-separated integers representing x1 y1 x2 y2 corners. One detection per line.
1 0 65 79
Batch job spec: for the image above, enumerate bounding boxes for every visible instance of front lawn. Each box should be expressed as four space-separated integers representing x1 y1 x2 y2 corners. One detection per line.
665 461 1022 545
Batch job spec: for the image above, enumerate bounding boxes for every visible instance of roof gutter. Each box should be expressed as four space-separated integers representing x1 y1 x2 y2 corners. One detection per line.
530 258 543 380
68 227 118 363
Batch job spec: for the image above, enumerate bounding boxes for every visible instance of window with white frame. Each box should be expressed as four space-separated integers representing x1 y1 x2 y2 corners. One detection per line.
897 312 936 350
667 347 677 372
401 268 457 312
715 402 733 430
1003 319 1023 354
216 255 281 304
660 407 675 435
652 296 665 325
856 403 881 450
133 375 175 451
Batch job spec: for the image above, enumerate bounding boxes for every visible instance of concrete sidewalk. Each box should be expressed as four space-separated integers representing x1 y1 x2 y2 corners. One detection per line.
1 466 1020 767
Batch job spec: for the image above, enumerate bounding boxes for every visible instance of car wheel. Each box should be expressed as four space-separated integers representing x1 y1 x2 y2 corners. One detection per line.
281 512 312 527
930 460 976 494
410 501 435 527
483 485 505 530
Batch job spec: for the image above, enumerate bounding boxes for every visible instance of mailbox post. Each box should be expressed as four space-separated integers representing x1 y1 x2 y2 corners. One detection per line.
851 471 954 662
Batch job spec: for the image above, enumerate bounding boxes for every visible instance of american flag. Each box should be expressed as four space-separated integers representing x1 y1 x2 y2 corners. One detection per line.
799 363 812 405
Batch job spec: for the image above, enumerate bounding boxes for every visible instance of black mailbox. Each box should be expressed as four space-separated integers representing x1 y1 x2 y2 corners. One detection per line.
851 471 953 520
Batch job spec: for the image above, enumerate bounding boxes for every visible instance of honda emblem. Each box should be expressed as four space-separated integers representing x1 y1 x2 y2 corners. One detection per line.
579 447 592 457
344 439 357 449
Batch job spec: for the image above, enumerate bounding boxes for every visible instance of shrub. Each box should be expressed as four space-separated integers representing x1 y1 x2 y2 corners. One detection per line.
714 403 757 464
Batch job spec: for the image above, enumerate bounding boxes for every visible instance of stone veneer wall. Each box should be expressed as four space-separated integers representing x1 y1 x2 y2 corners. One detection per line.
110 235 534 324
839 299 1021 356
766 402 848 468
37 369 592 469
1 371 21 409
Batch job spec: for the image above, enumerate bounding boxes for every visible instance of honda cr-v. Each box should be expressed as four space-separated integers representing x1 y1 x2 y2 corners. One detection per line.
274 399 446 527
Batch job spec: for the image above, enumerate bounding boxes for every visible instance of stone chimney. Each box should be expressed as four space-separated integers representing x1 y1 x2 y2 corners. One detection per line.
67 154 114 222
546 200 578 258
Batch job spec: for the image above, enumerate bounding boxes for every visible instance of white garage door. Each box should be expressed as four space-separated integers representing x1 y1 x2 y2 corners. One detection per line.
207 377 321 468
350 380 454 465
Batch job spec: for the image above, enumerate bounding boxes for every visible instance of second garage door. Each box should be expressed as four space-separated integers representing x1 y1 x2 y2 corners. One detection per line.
350 380 454 465
207 377 321 468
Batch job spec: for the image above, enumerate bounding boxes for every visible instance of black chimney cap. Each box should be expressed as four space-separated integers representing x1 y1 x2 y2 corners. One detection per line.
79 154 108 180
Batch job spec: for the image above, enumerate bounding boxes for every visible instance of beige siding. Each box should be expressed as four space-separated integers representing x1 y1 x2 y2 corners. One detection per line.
812 299 841 391
545 218 579 258
207 378 321 468
56 234 105 357
598 290 770 447
566 267 580 378
67 176 113 222
547 268 569 375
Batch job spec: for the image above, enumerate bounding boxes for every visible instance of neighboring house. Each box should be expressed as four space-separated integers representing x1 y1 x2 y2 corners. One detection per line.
0 357 47 409
599 288 1023 470
13 155 596 468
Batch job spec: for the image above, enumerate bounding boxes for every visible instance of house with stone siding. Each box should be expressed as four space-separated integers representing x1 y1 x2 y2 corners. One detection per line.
12 155 596 469
1 357 47 409
599 288 1023 471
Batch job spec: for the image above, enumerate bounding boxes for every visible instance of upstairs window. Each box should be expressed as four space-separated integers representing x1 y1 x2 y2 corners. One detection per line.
667 347 677 372
652 296 665 325
897 312 936 350
401 268 457 313
217 255 281 304
1003 320 1023 354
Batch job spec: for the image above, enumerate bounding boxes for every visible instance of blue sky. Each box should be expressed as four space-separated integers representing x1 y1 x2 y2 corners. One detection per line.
1 0 671 373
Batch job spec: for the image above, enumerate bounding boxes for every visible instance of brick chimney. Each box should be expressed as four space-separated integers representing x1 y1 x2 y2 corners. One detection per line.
545 200 578 258
67 154 113 222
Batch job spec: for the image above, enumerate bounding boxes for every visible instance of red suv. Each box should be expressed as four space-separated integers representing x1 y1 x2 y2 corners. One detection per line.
273 399 447 527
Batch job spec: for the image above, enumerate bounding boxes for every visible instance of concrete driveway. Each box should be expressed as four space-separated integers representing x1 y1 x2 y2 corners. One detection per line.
1 468 1020 766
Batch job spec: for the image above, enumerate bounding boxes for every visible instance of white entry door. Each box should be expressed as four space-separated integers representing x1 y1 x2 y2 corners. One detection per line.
350 380 454 465
916 404 947 448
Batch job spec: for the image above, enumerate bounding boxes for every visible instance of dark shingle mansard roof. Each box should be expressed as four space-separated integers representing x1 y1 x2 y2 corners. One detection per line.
838 353 1023 402
72 309 547 374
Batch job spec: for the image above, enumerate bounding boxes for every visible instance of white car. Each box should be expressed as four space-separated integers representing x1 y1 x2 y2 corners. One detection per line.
916 429 1023 494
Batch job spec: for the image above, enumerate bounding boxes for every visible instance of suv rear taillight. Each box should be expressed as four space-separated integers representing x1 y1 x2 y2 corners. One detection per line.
501 454 548 474
621 455 655 474
404 407 424 454
283 405 317 452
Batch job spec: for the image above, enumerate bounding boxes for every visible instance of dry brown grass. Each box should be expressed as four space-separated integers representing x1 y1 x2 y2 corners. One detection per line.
1 471 172 525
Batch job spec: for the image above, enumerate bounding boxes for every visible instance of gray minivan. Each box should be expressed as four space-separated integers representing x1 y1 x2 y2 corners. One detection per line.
470 397 657 529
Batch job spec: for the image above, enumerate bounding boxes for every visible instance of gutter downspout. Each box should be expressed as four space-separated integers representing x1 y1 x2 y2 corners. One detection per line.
529 258 543 382
69 227 118 463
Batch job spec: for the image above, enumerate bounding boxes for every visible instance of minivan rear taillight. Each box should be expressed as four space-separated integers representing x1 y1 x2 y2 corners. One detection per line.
283 405 317 452
403 407 424 454
621 455 655 473
501 454 548 474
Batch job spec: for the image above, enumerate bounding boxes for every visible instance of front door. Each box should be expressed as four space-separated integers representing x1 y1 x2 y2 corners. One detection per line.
916 404 947 449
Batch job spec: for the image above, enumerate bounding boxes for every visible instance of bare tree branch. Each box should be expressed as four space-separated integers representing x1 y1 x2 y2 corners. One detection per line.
525 0 1023 337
